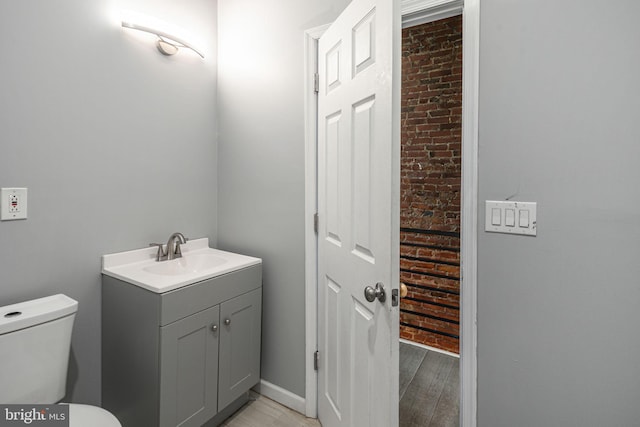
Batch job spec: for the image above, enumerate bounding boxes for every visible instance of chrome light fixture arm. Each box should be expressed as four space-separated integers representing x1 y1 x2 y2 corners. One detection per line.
121 21 204 59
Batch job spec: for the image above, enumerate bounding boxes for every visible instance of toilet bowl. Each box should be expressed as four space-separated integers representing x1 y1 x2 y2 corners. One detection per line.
0 294 121 427
67 404 121 426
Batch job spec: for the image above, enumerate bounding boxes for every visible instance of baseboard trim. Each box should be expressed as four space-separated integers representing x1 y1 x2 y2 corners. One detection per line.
400 338 460 359
252 379 307 415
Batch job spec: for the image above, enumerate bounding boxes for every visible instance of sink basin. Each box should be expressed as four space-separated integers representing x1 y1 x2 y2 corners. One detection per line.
144 253 228 276
102 238 261 293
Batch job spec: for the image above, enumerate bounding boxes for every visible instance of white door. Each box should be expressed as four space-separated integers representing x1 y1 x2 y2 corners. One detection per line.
316 0 399 424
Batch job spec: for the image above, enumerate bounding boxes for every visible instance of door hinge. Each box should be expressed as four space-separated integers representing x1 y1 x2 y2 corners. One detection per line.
314 213 319 234
313 73 319 94
314 350 319 371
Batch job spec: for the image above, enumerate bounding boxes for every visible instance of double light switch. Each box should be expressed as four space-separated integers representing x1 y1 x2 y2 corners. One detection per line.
485 200 536 236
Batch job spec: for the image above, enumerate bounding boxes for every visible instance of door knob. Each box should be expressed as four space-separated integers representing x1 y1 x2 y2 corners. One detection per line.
211 324 218 332
400 283 408 298
224 318 231 325
364 282 386 303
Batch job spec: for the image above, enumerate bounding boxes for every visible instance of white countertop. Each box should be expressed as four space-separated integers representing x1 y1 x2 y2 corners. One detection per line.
102 238 262 293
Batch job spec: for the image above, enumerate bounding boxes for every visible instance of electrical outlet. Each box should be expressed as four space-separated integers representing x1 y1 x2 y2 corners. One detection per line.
8 194 19 213
1 188 28 221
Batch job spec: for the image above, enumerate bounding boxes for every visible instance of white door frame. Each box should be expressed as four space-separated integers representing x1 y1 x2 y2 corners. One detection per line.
304 0 479 424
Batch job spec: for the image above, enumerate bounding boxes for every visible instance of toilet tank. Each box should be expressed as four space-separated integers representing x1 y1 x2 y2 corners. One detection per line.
0 294 78 404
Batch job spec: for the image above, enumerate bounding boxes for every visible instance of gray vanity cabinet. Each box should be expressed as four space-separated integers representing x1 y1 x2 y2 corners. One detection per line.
102 264 262 427
218 288 262 409
159 305 220 427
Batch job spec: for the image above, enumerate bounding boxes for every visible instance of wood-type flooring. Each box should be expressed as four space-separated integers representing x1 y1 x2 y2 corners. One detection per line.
399 341 460 427
223 342 459 426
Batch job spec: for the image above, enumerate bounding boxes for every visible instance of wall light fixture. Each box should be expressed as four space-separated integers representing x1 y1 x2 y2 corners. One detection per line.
121 12 204 59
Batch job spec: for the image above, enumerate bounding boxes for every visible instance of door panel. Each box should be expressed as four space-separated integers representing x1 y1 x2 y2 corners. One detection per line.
326 42 343 92
352 10 376 75
324 277 343 417
351 299 374 427
317 0 399 425
326 111 344 246
352 95 376 263
218 288 262 409
159 305 219 427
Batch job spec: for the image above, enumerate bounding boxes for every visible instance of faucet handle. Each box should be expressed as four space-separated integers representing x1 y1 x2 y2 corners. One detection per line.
149 243 166 261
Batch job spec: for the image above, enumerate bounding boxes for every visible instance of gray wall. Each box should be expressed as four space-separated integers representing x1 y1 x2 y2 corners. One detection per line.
216 0 350 398
0 0 218 404
6 0 637 421
477 1 640 425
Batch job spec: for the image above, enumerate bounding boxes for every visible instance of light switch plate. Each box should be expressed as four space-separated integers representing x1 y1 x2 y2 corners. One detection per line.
485 200 536 236
1 188 28 221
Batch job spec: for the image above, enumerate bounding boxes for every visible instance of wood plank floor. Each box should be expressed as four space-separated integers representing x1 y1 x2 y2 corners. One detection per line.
400 342 460 427
222 392 320 427
223 342 459 426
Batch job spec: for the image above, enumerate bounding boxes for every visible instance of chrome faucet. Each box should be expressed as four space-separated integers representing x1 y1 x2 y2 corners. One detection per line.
166 232 187 260
150 232 188 262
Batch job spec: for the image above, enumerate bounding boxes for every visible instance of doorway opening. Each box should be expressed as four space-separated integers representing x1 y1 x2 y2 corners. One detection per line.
399 14 462 426
303 0 479 424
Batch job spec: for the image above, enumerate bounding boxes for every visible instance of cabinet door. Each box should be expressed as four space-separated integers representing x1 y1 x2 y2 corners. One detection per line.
159 305 220 427
218 288 262 409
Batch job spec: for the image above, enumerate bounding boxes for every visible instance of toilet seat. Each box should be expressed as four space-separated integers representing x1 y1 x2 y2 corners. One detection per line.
67 404 121 427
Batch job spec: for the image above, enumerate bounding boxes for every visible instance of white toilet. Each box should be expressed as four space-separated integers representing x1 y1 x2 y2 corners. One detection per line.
0 294 121 426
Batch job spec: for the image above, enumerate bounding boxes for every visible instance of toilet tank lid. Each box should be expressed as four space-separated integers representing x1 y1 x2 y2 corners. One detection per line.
0 294 78 335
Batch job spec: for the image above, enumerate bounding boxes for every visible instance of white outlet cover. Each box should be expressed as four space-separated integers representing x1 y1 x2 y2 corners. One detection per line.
1 188 28 221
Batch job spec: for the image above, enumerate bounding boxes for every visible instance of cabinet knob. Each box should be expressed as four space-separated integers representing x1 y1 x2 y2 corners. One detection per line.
211 324 218 332
224 318 231 326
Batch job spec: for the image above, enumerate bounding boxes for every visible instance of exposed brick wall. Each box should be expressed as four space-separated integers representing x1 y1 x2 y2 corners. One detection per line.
400 16 462 354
